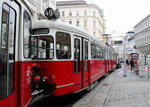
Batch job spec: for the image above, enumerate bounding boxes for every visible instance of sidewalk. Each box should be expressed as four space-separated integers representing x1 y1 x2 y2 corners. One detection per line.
72 66 150 107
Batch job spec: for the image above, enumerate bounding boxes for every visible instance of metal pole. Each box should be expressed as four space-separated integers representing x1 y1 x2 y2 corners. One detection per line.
148 66 149 79
123 47 126 77
124 53 126 77
123 40 126 77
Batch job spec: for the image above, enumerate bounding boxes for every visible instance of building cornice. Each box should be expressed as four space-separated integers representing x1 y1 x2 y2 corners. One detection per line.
56 1 103 17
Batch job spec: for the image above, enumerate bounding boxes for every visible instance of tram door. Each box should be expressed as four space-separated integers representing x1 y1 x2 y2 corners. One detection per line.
82 38 89 88
0 1 19 107
105 50 109 73
74 36 89 91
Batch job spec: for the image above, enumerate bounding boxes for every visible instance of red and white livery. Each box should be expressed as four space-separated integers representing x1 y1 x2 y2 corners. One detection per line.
30 19 118 99
0 0 34 107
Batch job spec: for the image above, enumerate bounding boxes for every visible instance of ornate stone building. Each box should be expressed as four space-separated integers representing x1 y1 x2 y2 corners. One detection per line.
24 0 56 20
134 14 150 55
56 0 106 42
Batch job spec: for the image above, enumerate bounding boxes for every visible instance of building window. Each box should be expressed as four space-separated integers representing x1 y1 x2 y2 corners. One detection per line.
84 10 87 16
43 0 49 11
69 11 72 16
93 20 96 27
69 21 72 24
93 11 96 16
84 20 87 26
76 21 79 27
76 10 79 16
62 11 65 17
93 32 96 36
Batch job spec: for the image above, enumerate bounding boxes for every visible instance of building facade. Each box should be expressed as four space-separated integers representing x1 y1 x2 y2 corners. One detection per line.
24 0 56 20
134 14 150 55
56 0 106 42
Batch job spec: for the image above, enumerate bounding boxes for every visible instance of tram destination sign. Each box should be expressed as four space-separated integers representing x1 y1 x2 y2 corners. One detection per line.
114 40 122 44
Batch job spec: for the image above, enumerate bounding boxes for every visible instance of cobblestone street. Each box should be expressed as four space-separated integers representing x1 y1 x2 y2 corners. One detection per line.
73 66 150 107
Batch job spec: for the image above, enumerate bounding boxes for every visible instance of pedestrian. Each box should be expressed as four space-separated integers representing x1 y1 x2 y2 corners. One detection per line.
126 59 129 65
126 59 129 69
130 58 134 71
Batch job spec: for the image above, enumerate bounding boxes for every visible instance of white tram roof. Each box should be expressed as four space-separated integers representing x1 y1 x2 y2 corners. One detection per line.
32 19 103 45
32 20 116 52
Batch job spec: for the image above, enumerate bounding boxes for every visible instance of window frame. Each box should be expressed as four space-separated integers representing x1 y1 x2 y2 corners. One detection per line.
74 38 80 73
69 10 72 16
31 35 54 59
62 11 65 17
23 10 31 58
0 2 16 99
56 31 71 59
76 21 79 27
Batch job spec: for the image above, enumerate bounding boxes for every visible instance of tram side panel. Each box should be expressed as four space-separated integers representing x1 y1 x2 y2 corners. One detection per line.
90 43 106 84
113 59 117 69
18 62 33 107
90 60 105 84
35 61 75 97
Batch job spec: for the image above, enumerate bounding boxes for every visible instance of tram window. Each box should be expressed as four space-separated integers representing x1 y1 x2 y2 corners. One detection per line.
96 45 100 59
91 42 96 59
56 32 71 59
31 36 54 59
74 38 80 73
0 3 16 99
99 47 104 59
83 41 88 72
24 11 31 58
85 41 88 60
38 40 46 58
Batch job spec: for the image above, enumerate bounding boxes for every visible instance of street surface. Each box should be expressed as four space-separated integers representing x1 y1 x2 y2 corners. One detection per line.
73 65 150 107
32 65 150 107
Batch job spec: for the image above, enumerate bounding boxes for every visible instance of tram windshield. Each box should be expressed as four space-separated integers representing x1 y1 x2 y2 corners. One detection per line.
31 36 54 59
0 3 16 99
24 11 31 58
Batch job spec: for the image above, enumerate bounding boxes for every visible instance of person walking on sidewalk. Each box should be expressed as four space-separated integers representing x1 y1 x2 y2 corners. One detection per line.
130 59 134 71
126 59 129 69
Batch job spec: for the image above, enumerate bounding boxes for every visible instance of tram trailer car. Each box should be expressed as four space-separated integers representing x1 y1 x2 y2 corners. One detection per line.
30 20 117 100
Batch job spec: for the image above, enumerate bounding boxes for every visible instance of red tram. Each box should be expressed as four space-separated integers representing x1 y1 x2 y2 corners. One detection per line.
0 0 34 107
30 19 118 99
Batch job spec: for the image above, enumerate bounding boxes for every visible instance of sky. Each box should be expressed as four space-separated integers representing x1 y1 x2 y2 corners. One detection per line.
56 0 150 39
86 0 150 38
